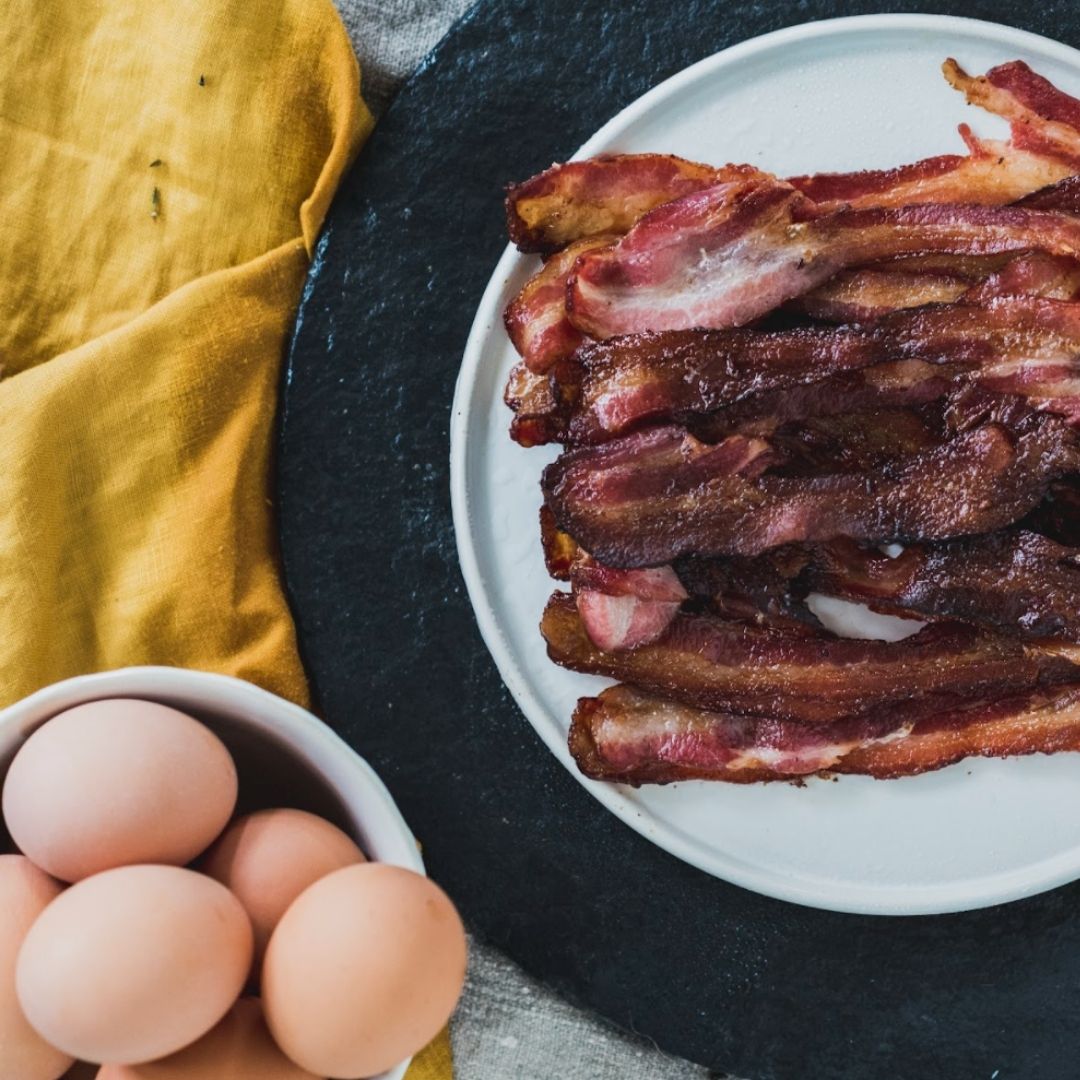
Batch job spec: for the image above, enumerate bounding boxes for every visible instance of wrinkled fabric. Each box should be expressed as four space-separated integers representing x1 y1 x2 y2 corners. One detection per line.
0 0 366 702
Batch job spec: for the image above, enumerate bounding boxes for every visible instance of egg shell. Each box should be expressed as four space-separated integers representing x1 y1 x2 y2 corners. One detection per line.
263 863 467 1078
16 865 253 1065
95 998 318 1080
201 808 365 966
2 699 238 882
0 855 73 1080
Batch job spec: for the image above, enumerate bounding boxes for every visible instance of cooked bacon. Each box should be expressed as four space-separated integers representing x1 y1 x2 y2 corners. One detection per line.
806 531 1080 642
504 237 612 373
544 509 816 631
504 154 758 254
504 362 562 448
784 59 1080 210
542 506 692 648
798 252 1080 322
565 321 886 444
566 179 1080 338
542 591 1080 724
543 412 1080 564
791 129 1073 212
539 505 578 579
799 267 972 322
673 525 1080 643
766 410 941 476
569 684 916 784
505 59 1080 788
696 352 1080 444
1019 174 1080 214
944 59 1080 171
965 251 1080 301
673 547 816 629
687 360 953 444
1023 477 1080 546
836 683 1080 779
571 561 687 652
569 683 1080 784
561 298 1080 443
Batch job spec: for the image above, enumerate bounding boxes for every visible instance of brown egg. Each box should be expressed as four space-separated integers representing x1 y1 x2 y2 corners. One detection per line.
3 699 238 882
17 865 252 1064
263 864 467 1078
0 856 73 1080
201 808 365 966
94 998 317 1079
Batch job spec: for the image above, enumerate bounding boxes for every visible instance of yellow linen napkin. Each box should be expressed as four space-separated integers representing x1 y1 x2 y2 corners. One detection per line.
0 0 451 1075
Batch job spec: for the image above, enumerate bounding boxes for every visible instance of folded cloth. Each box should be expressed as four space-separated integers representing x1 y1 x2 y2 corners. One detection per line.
0 0 449 1074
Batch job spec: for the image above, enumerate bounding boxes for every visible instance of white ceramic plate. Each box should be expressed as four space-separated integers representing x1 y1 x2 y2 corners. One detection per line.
451 14 1080 916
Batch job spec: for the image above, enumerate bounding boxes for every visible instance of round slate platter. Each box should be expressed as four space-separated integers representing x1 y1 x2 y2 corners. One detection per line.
278 4 1080 1078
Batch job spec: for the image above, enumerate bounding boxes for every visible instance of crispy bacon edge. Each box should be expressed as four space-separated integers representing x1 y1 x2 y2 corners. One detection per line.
566 185 1080 339
540 591 1080 725
542 413 1080 565
569 683 1080 785
504 155 762 254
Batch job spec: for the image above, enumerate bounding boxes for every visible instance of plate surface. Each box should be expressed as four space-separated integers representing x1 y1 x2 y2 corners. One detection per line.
452 15 1080 915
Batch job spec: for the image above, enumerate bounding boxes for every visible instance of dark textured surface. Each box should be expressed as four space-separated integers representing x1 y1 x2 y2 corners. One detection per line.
278 4 1080 1078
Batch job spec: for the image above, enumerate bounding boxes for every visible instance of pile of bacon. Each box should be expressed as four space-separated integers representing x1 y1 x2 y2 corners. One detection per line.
501 58 1080 786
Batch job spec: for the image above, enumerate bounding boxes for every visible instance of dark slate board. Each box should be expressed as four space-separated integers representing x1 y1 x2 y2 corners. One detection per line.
278 3 1080 1077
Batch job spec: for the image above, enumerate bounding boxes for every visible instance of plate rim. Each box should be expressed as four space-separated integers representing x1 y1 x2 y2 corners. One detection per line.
449 11 1080 916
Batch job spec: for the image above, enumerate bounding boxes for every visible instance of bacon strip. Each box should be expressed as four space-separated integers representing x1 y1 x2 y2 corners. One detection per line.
790 129 1073 212
543 413 1080 564
507 60 1080 256
504 236 613 373
542 521 691 651
798 267 973 322
542 591 1080 724
798 251 1080 323
566 322 885 444
672 361 956 449
691 352 1080 445
1024 477 1080 546
504 154 759 254
944 59 1080 171
543 509 817 632
571 561 687 652
810 532 1080 642
673 526 1080 643
566 183 1080 338
569 683 1080 784
767 409 941 476
504 361 562 448
965 251 1080 302
1020 174 1080 213
561 298 1080 443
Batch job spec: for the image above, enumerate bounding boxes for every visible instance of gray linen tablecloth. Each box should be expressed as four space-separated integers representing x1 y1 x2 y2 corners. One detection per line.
331 3 716 1076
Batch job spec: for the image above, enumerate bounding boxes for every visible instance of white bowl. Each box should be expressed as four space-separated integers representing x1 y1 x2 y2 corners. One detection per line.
0 666 422 1080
